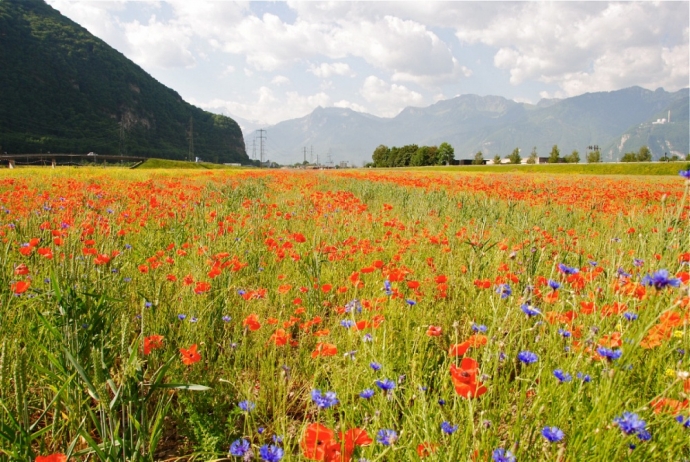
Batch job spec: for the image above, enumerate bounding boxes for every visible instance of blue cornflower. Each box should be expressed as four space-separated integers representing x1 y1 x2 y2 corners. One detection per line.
238 400 256 412
623 312 638 321
259 444 283 461
679 169 690 179
596 347 622 361
557 263 579 275
614 412 649 440
547 279 561 290
558 328 571 338
229 439 250 457
675 415 690 428
472 323 487 333
495 284 512 299
542 426 564 442
492 448 516 462
376 429 398 446
576 372 591 383
633 258 644 267
144 301 152 308
406 299 416 306
272 435 283 444
518 351 538 364
553 369 572 383
441 421 458 434
359 389 375 399
258 427 265 434
383 280 392 296
641 269 681 289
617 267 631 278
190 317 198 323
588 260 598 266
438 398 446 406
362 333 373 342
340 319 355 328
375 379 396 391
178 314 187 321
311 389 339 409
222 315 231 322
370 362 382 371
521 304 541 317
344 299 363 313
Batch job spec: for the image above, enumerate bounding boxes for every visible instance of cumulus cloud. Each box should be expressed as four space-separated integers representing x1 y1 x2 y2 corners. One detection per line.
454 2 689 95
123 16 195 69
271 75 290 86
193 88 332 126
308 62 355 78
333 100 368 113
360 76 425 117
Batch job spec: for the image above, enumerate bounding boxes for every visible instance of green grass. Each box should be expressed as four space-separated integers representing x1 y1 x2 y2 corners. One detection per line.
408 161 690 176
135 158 248 169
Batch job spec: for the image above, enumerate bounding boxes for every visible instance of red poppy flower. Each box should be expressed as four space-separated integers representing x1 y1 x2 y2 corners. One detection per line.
36 454 67 462
270 328 289 346
143 335 164 355
311 342 337 358
417 442 438 458
243 314 262 331
194 281 211 294
426 325 442 337
301 423 335 460
11 280 30 294
179 344 201 366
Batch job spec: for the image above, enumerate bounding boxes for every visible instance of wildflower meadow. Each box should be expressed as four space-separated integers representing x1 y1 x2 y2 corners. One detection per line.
1 167 689 461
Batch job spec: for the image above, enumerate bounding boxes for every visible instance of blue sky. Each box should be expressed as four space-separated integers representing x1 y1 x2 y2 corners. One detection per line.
48 1 689 134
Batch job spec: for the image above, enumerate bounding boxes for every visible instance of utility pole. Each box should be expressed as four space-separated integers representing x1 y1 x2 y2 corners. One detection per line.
187 116 194 162
257 129 266 167
303 147 307 164
252 138 256 161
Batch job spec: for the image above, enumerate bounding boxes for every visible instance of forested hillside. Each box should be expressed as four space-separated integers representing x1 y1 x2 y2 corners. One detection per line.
0 0 248 163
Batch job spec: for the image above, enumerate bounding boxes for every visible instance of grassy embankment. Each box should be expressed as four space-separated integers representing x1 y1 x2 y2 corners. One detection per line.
409 162 690 176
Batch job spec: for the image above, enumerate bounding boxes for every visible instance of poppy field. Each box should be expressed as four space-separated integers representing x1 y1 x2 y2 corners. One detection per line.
1 167 689 462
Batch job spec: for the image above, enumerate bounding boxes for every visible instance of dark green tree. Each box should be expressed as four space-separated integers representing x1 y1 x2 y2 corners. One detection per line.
493 154 501 165
472 151 484 165
372 144 390 167
565 150 580 163
637 145 652 162
548 145 561 163
526 147 538 164
436 142 455 165
508 147 521 164
587 150 601 163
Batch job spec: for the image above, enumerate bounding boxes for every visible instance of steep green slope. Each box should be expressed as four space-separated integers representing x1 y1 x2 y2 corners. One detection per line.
0 0 248 163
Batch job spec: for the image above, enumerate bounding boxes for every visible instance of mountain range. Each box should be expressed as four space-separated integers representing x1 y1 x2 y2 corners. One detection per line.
0 0 248 163
246 86 689 166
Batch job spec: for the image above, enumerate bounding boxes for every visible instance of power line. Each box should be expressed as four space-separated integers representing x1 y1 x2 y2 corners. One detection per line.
257 129 266 166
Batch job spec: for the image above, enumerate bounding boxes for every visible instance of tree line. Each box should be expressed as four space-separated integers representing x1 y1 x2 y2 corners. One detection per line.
371 143 455 167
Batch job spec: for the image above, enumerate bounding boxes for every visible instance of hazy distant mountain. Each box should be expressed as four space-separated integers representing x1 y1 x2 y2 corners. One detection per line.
247 87 688 165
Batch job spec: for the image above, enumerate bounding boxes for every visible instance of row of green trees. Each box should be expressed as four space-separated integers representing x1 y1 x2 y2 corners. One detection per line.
371 143 454 167
472 145 599 165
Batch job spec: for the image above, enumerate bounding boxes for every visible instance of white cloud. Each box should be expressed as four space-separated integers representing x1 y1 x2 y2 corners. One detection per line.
333 100 368 113
308 62 355 78
454 2 689 95
360 76 425 117
123 16 195 69
271 75 290 86
192 88 332 126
